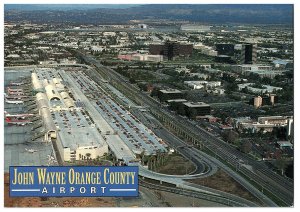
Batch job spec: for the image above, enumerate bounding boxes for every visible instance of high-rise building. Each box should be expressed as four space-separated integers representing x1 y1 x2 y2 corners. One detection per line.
240 44 257 64
216 44 235 56
249 94 278 108
149 44 164 55
163 41 180 60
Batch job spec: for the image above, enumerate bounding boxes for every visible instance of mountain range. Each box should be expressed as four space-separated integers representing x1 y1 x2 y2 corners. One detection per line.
4 4 293 25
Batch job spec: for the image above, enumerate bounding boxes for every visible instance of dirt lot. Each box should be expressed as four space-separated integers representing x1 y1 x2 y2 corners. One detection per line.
4 173 116 207
155 153 196 175
186 170 263 206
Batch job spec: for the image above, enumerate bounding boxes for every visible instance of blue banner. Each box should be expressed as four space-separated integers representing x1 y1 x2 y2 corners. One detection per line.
9 166 139 197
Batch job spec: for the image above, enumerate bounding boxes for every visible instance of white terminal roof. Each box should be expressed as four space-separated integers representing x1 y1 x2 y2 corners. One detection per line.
105 134 135 163
183 102 210 108
51 109 107 151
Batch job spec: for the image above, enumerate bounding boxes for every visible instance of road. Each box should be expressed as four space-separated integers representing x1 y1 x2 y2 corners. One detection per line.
77 52 293 206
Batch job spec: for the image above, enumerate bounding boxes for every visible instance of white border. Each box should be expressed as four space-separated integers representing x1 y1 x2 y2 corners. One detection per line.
1 1 298 212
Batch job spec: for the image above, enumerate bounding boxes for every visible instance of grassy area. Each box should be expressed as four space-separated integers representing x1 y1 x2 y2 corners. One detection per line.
64 159 113 166
186 170 263 206
155 153 196 175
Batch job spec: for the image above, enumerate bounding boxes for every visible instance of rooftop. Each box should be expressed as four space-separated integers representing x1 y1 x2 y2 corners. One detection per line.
52 109 107 151
159 89 182 94
105 134 135 163
183 102 210 108
166 99 187 103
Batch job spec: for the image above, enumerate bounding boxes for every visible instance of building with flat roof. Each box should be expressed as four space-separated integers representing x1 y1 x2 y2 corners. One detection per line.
215 55 234 63
276 141 293 150
182 102 211 119
181 24 211 32
167 99 187 111
258 116 292 125
233 64 286 78
236 116 293 134
238 83 282 94
216 44 235 56
158 89 183 102
33 68 109 162
149 41 193 60
184 81 221 90
53 109 108 161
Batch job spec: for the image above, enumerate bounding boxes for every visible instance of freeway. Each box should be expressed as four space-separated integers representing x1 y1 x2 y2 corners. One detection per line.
66 61 262 206
59 63 261 206
132 109 277 206
139 178 255 207
78 52 293 206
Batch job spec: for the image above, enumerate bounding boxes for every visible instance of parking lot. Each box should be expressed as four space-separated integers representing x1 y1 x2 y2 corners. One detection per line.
67 70 167 155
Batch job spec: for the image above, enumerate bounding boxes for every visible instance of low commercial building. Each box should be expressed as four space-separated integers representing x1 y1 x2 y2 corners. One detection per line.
189 73 209 80
258 116 292 125
233 64 273 73
182 102 211 119
231 117 253 129
272 59 292 68
166 99 188 111
238 83 282 94
276 141 293 150
143 54 164 62
194 43 218 56
233 64 286 79
118 54 163 62
215 55 234 63
234 115 293 134
181 24 210 32
184 81 221 90
158 89 183 102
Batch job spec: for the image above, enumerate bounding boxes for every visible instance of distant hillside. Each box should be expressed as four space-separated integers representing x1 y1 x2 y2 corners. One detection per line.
4 4 139 11
4 4 293 25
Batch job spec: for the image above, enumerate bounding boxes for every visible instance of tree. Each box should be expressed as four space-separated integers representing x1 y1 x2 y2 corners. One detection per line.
150 87 160 97
85 153 91 160
275 158 289 176
129 78 136 84
241 141 252 153
103 152 108 160
223 130 239 144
